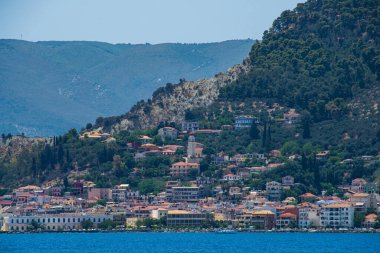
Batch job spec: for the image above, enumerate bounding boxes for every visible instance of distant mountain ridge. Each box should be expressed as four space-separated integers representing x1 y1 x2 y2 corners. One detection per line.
0 39 253 136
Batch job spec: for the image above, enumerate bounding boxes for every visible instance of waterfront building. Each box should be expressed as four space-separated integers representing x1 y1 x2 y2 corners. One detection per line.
1 213 113 232
320 203 354 228
298 202 320 228
166 210 208 226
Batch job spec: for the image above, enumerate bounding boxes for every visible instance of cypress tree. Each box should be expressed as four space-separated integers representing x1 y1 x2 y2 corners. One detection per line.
262 121 267 147
249 123 260 139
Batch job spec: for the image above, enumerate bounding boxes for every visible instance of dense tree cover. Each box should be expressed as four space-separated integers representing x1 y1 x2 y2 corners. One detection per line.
0 0 379 196
219 0 379 121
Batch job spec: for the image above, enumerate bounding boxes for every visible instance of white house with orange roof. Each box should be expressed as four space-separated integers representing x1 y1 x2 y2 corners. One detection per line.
362 213 378 228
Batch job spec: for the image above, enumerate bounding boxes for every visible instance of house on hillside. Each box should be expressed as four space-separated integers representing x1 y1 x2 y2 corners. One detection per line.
170 162 200 177
182 121 200 132
234 115 258 129
283 111 301 124
158 127 178 140
266 181 282 200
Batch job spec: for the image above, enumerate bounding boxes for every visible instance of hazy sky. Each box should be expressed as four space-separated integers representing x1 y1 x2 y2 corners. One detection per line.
0 0 302 44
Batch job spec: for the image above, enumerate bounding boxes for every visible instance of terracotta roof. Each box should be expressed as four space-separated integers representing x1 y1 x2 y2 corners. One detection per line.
138 135 152 140
352 193 369 197
252 210 274 215
365 214 378 221
300 193 317 198
280 212 297 218
168 210 191 215
325 203 351 208
172 162 199 166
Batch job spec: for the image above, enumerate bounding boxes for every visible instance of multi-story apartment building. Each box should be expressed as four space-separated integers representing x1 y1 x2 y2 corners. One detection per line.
298 203 320 228
167 187 199 203
266 181 282 201
320 203 354 228
166 210 208 226
170 162 200 177
112 184 140 202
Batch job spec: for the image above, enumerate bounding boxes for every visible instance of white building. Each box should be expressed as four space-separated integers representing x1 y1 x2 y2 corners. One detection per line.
112 184 140 202
223 174 242 181
167 187 199 203
298 203 320 228
1 213 113 232
150 209 168 219
266 181 282 201
320 203 354 228
158 127 178 140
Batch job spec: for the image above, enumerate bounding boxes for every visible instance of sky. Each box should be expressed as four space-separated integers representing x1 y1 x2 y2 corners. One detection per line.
0 0 302 44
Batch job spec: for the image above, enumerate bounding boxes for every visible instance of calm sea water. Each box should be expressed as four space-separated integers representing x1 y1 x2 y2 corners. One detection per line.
0 232 379 253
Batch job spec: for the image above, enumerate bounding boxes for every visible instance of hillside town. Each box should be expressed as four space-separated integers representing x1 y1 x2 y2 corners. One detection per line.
1 113 379 233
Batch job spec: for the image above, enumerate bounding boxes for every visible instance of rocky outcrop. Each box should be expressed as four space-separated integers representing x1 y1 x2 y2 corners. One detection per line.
108 58 252 134
0 136 53 161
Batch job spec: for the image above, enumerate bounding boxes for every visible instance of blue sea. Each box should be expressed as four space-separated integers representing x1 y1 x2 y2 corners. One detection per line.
1 232 379 253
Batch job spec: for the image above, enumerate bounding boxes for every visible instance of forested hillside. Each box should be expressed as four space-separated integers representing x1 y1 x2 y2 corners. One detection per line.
220 0 379 119
0 0 379 194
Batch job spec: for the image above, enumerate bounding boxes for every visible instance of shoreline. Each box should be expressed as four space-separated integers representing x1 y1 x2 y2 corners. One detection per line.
2 228 380 234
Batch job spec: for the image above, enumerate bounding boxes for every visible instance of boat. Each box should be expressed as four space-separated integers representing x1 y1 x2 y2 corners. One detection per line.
216 229 237 234
215 206 237 234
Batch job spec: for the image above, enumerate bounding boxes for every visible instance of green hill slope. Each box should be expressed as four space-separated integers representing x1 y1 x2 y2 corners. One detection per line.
0 0 379 191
